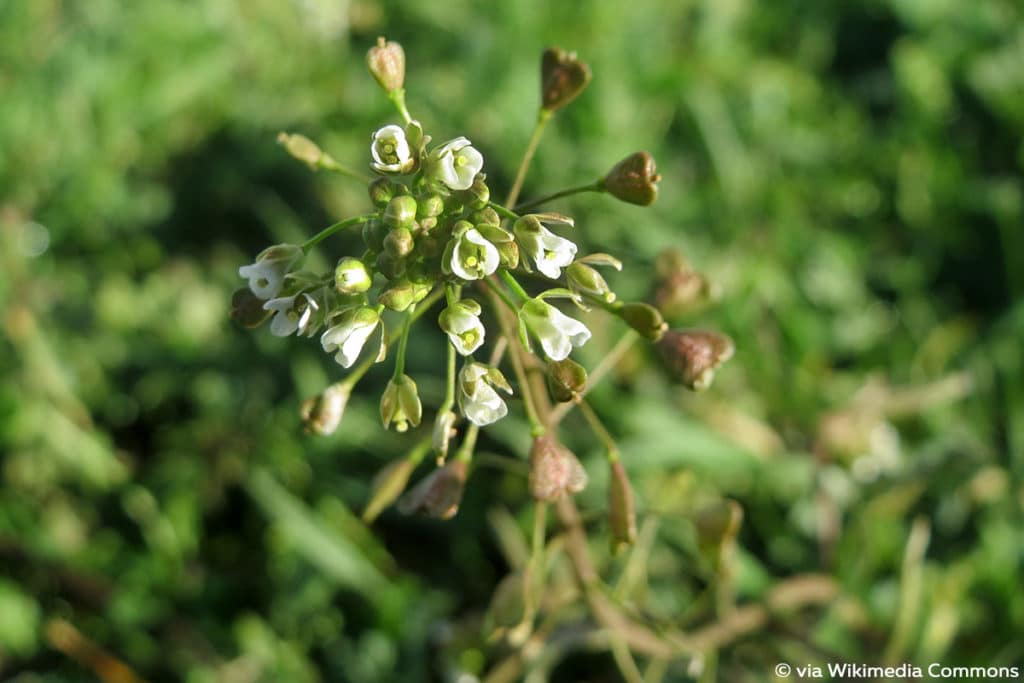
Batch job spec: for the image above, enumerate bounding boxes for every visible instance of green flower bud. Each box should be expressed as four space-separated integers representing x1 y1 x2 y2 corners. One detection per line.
462 176 490 210
334 257 372 294
230 287 273 328
384 226 415 259
369 177 395 208
362 218 388 252
380 374 422 432
617 302 667 341
546 358 587 403
398 459 468 519
366 36 405 93
528 435 587 501
362 457 417 523
277 132 323 168
608 461 637 554
470 206 501 227
656 329 735 391
375 251 406 280
567 262 615 303
599 151 661 206
378 279 416 311
299 383 351 436
417 194 444 218
497 240 520 270
383 195 418 230
541 47 592 112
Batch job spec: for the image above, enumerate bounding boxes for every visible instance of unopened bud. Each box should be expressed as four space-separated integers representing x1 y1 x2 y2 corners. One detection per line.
567 262 615 303
657 329 735 391
366 37 405 93
528 435 588 501
380 374 422 432
432 410 458 461
335 257 372 294
599 151 661 206
383 195 417 230
608 460 637 553
462 176 490 210
277 132 323 168
300 383 350 435
470 206 500 227
362 457 417 523
618 302 667 341
230 288 273 328
497 240 520 270
696 500 743 569
362 219 388 252
541 47 592 112
375 251 406 280
398 459 469 519
546 358 587 403
379 279 416 311
383 227 415 259
417 194 444 219
369 177 395 208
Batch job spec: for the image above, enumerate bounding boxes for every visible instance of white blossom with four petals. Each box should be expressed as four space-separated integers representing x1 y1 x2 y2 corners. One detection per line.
520 299 591 361
430 137 483 190
371 124 414 174
514 215 578 279
320 307 381 368
238 244 303 300
438 299 486 355
263 292 320 337
450 228 500 281
457 362 512 426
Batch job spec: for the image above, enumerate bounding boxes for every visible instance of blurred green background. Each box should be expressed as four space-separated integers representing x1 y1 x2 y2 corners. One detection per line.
2 0 1023 681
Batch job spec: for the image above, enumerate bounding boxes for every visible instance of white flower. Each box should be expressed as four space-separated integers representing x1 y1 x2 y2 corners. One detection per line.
430 137 483 190
520 299 591 361
320 307 381 368
371 124 414 174
438 299 485 356
514 215 577 279
238 244 303 300
263 292 320 337
457 362 512 427
449 228 499 281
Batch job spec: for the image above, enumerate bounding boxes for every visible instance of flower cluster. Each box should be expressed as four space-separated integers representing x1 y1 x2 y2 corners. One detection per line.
233 37 731 528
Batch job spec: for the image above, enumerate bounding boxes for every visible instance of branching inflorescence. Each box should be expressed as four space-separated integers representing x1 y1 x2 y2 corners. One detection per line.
232 38 734 545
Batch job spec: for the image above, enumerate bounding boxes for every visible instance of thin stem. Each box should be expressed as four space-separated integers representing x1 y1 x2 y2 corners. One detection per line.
317 156 372 183
549 330 638 425
409 287 444 325
302 214 376 252
505 109 552 209
388 88 413 125
500 271 531 303
455 424 479 463
392 304 416 378
482 275 521 312
515 181 602 213
442 340 457 409
577 400 620 462
488 201 520 221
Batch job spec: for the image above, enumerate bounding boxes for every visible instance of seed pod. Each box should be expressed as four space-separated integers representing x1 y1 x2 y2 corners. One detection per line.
277 132 323 168
657 329 735 391
618 302 667 341
299 383 351 436
230 288 273 328
600 151 661 206
546 358 587 403
362 457 417 523
541 47 592 112
608 460 637 553
366 37 405 93
399 459 469 519
528 435 587 501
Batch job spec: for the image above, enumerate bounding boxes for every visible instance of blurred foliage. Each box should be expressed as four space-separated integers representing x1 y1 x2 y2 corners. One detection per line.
2 0 1023 681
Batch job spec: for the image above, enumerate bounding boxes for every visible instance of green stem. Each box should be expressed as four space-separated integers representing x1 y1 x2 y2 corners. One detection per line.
514 181 602 213
455 424 479 463
409 287 444 325
318 156 372 183
442 338 456 409
482 275 521 312
487 202 520 221
499 271 531 303
392 304 416 378
578 399 620 462
302 214 376 252
388 89 413 125
505 109 552 209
